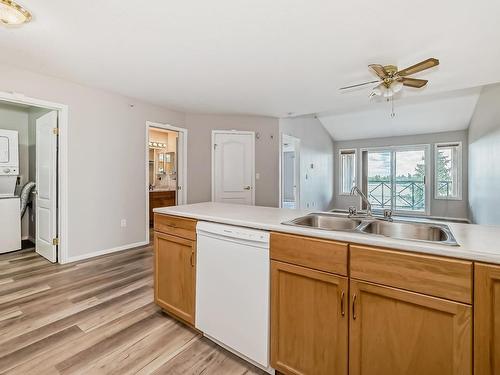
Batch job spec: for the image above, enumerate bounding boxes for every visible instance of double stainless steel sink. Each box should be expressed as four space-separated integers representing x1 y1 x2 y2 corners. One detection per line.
282 213 458 246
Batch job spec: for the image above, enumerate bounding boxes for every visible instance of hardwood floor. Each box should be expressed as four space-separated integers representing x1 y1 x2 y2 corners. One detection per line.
0 245 265 374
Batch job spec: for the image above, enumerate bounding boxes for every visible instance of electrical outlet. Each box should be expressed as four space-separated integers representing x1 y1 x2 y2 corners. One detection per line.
256 173 260 180
120 219 127 228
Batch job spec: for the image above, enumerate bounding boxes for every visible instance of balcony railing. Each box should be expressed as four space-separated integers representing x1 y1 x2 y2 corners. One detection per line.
437 180 454 198
368 180 425 211
367 180 453 211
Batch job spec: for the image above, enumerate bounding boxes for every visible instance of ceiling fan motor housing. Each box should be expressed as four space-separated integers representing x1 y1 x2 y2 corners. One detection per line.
383 65 398 76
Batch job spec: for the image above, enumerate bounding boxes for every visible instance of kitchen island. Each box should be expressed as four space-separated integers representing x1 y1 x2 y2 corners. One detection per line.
153 202 500 375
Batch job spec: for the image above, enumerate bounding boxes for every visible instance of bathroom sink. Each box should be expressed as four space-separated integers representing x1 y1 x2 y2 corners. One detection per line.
283 213 363 231
359 220 458 245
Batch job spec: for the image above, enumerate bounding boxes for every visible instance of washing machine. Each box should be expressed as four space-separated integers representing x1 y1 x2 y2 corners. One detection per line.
0 129 21 253
0 129 19 197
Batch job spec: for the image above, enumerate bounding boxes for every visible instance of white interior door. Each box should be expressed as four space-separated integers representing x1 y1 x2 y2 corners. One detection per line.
36 111 58 263
213 132 255 205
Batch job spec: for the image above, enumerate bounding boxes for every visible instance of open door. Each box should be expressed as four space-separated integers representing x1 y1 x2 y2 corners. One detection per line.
36 111 58 263
177 131 185 204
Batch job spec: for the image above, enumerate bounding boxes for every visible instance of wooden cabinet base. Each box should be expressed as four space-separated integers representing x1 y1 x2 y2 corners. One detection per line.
349 280 472 375
270 260 348 375
474 263 500 375
154 231 196 326
149 191 176 225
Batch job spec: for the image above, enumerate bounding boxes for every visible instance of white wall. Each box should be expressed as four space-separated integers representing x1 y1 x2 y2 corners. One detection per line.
0 102 30 238
0 63 186 261
279 116 335 210
468 84 500 225
185 114 280 207
0 63 284 260
333 130 469 220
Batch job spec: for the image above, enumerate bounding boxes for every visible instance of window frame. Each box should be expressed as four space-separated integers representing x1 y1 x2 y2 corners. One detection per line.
360 144 431 216
434 142 463 201
338 148 357 196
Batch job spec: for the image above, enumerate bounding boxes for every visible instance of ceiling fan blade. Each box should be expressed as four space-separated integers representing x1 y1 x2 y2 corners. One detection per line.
402 78 428 88
397 58 439 77
339 80 380 90
369 64 388 79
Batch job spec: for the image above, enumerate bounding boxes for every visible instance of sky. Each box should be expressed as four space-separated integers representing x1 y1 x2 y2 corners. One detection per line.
368 150 425 177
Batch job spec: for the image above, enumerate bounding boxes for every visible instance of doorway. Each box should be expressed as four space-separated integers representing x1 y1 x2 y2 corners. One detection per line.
281 134 300 209
211 130 255 205
146 121 188 234
0 92 67 264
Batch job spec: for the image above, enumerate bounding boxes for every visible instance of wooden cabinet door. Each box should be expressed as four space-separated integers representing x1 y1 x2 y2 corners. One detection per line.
154 231 196 325
475 263 500 375
270 260 348 375
349 280 472 375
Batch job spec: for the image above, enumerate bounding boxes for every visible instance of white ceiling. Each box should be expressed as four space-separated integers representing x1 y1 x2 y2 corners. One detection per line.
0 0 499 119
318 87 482 141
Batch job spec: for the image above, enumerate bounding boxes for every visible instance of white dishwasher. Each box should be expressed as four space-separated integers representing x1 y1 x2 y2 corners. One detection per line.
196 221 274 374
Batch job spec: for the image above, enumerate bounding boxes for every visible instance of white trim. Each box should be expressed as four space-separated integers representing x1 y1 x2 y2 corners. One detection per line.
211 130 256 205
278 132 283 208
338 148 357 196
145 121 188 244
434 141 463 201
64 240 149 263
280 133 301 208
359 144 431 216
0 91 69 264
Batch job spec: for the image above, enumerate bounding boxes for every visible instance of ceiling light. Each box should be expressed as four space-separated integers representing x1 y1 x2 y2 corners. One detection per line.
371 81 403 98
0 0 31 26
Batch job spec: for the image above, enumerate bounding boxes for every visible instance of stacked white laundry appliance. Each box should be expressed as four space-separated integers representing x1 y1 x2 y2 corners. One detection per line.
0 129 21 253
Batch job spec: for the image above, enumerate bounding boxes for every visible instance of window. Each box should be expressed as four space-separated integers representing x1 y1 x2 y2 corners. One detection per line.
339 149 356 194
435 142 462 200
362 145 430 214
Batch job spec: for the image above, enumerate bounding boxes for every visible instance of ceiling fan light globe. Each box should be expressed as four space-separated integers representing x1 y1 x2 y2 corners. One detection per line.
0 0 31 25
372 84 383 96
392 80 403 93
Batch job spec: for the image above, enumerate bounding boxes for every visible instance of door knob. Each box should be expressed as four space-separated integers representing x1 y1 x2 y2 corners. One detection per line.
244 186 251 190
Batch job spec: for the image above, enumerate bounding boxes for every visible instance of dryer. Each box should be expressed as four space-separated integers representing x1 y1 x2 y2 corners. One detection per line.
0 196 21 253
0 129 19 197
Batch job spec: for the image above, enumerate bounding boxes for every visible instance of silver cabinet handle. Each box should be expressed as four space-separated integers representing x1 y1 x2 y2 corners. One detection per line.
243 186 251 190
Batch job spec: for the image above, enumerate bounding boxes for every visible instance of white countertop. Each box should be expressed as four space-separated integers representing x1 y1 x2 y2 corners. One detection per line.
154 202 500 264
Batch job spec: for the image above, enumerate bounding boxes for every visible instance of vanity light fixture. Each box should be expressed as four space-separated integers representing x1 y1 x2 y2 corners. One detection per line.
0 0 32 26
149 141 167 148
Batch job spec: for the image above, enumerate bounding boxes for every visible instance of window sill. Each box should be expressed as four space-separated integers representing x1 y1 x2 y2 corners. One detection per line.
434 196 463 201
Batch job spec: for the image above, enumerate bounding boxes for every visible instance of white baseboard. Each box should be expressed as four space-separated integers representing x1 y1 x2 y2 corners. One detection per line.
62 240 149 264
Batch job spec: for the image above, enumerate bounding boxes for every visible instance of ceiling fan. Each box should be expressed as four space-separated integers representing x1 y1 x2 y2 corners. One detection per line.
340 58 440 98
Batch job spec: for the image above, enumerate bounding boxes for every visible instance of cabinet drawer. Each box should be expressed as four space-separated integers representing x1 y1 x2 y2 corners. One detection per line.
350 245 472 304
154 214 197 240
270 232 348 276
